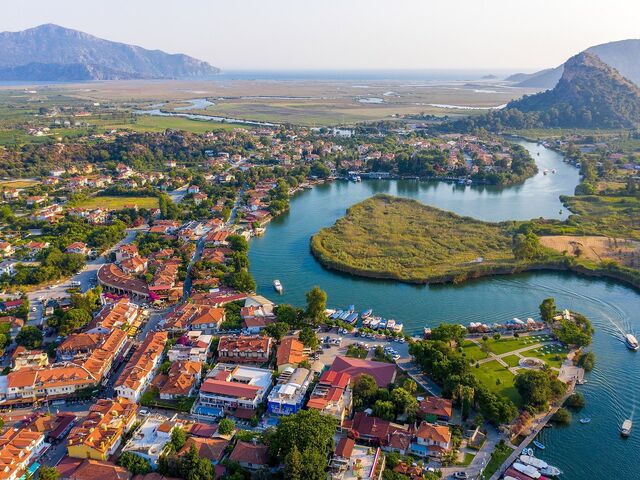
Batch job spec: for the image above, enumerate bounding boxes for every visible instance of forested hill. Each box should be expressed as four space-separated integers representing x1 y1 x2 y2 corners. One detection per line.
448 52 640 131
0 24 220 80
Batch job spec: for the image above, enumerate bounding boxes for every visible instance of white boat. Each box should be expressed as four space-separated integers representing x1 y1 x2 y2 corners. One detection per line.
543 169 549 175
625 333 639 350
393 322 404 333
621 419 632 437
273 279 283 293
370 318 380 329
579 417 591 424
541 465 563 477
513 462 541 479
362 317 372 326
386 319 396 330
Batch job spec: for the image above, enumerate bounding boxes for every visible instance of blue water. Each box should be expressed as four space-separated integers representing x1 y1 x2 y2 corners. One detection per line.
248 139 640 478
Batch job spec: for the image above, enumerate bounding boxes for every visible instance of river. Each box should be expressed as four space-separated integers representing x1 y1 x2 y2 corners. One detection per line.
248 138 640 478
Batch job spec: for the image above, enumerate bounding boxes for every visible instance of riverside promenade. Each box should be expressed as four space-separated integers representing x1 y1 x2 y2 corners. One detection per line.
489 356 584 480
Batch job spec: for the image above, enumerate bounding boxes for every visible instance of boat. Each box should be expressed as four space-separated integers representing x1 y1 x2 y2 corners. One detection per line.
393 322 404 333
331 310 343 320
386 319 396 330
625 333 639 351
347 305 355 313
543 424 553 429
543 169 549 175
520 454 562 477
465 178 473 186
579 417 591 424
457 178 466 185
524 448 534 456
533 440 545 450
512 462 541 479
620 419 632 437
378 319 387 330
345 313 359 324
273 279 283 293
361 309 373 319
339 311 351 321
370 318 380 329
362 317 372 327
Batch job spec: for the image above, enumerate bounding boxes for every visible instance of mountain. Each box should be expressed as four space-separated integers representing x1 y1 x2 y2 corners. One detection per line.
0 24 220 81
507 52 640 128
506 39 640 89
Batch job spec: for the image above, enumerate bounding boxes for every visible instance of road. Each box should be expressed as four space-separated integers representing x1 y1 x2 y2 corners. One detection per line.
167 185 189 204
26 227 144 327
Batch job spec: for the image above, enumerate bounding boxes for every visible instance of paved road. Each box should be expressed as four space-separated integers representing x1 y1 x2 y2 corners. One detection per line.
168 185 189 204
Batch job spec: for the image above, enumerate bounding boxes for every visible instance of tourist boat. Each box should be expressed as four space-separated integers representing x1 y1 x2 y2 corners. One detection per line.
513 462 542 479
273 279 283 293
386 319 396 330
625 333 639 351
520 455 562 477
533 440 545 450
393 322 404 333
620 419 632 437
345 312 359 324
370 318 380 329
543 169 549 175
362 317 372 327
339 311 351 321
331 310 344 320
579 417 591 424
361 308 373 319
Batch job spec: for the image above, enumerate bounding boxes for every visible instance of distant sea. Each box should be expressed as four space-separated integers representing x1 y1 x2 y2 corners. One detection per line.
0 69 528 87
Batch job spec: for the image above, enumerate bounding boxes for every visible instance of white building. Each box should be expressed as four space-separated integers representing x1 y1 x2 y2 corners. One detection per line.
121 415 177 468
266 367 312 416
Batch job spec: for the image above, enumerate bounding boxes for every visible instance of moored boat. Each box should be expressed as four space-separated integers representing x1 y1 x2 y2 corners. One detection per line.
625 333 639 350
533 440 545 450
345 312 359 324
361 309 373 318
331 310 343 319
620 419 632 437
386 319 396 330
370 318 380 329
378 319 387 330
513 462 542 479
393 322 404 333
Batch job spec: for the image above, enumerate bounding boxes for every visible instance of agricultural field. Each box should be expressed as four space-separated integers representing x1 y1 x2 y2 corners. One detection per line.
73 196 160 210
539 235 640 268
0 179 40 188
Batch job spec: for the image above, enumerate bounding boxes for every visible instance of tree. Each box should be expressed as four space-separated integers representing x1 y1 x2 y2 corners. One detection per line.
171 427 186 451
218 418 235 435
227 270 256 293
275 304 301 326
429 324 466 346
16 325 43 349
513 232 544 260
38 466 60 480
551 407 572 425
515 370 553 410
402 378 417 395
117 452 152 475
305 286 327 324
565 392 586 409
539 298 556 322
284 445 303 480
301 448 327 480
298 326 319 350
268 409 337 461
554 315 594 347
390 387 418 416
264 322 290 340
373 400 395 420
228 234 249 253
353 374 378 407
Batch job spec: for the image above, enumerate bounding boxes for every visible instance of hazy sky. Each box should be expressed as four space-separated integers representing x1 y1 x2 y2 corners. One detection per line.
3 0 639 71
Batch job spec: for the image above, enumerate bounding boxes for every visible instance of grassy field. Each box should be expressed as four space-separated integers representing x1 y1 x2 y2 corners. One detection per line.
0 179 40 188
481 442 515 479
74 196 159 210
471 360 521 405
461 341 490 362
116 115 247 133
311 194 520 283
502 355 522 368
560 195 640 241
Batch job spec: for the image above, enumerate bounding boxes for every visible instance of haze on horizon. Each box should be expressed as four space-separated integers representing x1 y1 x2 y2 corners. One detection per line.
3 0 639 73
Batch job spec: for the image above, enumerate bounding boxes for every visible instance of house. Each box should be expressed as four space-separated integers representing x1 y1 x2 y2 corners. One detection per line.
228 441 269 470
11 347 48 370
267 367 312 416
306 370 352 424
193 193 208 205
343 412 408 445
67 398 137 461
411 422 452 458
0 427 46 480
156 360 202 400
275 337 307 372
66 242 90 255
0 241 15 257
328 356 396 387
167 331 212 363
418 396 453 422
56 333 104 360
26 241 50 255
56 457 130 480
114 332 167 402
0 260 16 277
115 244 139 262
178 437 229 465
217 335 272 364
192 363 273 419
189 307 226 334
187 185 200 194
329 439 385 480
382 431 413 456
121 415 176 468
120 256 148 275
0 316 24 339
240 305 275 333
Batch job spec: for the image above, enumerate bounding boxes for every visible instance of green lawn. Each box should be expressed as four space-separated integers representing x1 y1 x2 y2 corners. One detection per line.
472 360 522 406
0 179 40 189
462 341 490 362
525 344 569 369
502 354 522 368
74 196 160 210
457 452 476 466
123 115 248 133
481 443 514 479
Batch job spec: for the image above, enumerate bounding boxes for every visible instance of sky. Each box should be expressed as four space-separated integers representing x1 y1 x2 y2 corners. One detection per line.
2 0 640 72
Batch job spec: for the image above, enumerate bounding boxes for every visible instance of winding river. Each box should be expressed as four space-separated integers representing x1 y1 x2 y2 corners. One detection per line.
249 139 640 479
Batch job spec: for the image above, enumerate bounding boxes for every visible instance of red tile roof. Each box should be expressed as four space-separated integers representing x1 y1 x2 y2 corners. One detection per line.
329 355 396 387
335 437 355 459
229 441 269 466
199 379 261 399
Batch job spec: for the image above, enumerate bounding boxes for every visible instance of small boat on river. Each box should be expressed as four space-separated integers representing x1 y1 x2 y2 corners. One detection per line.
533 440 545 450
620 419 632 437
625 333 639 350
273 279 283 293
361 309 373 319
579 417 591 424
